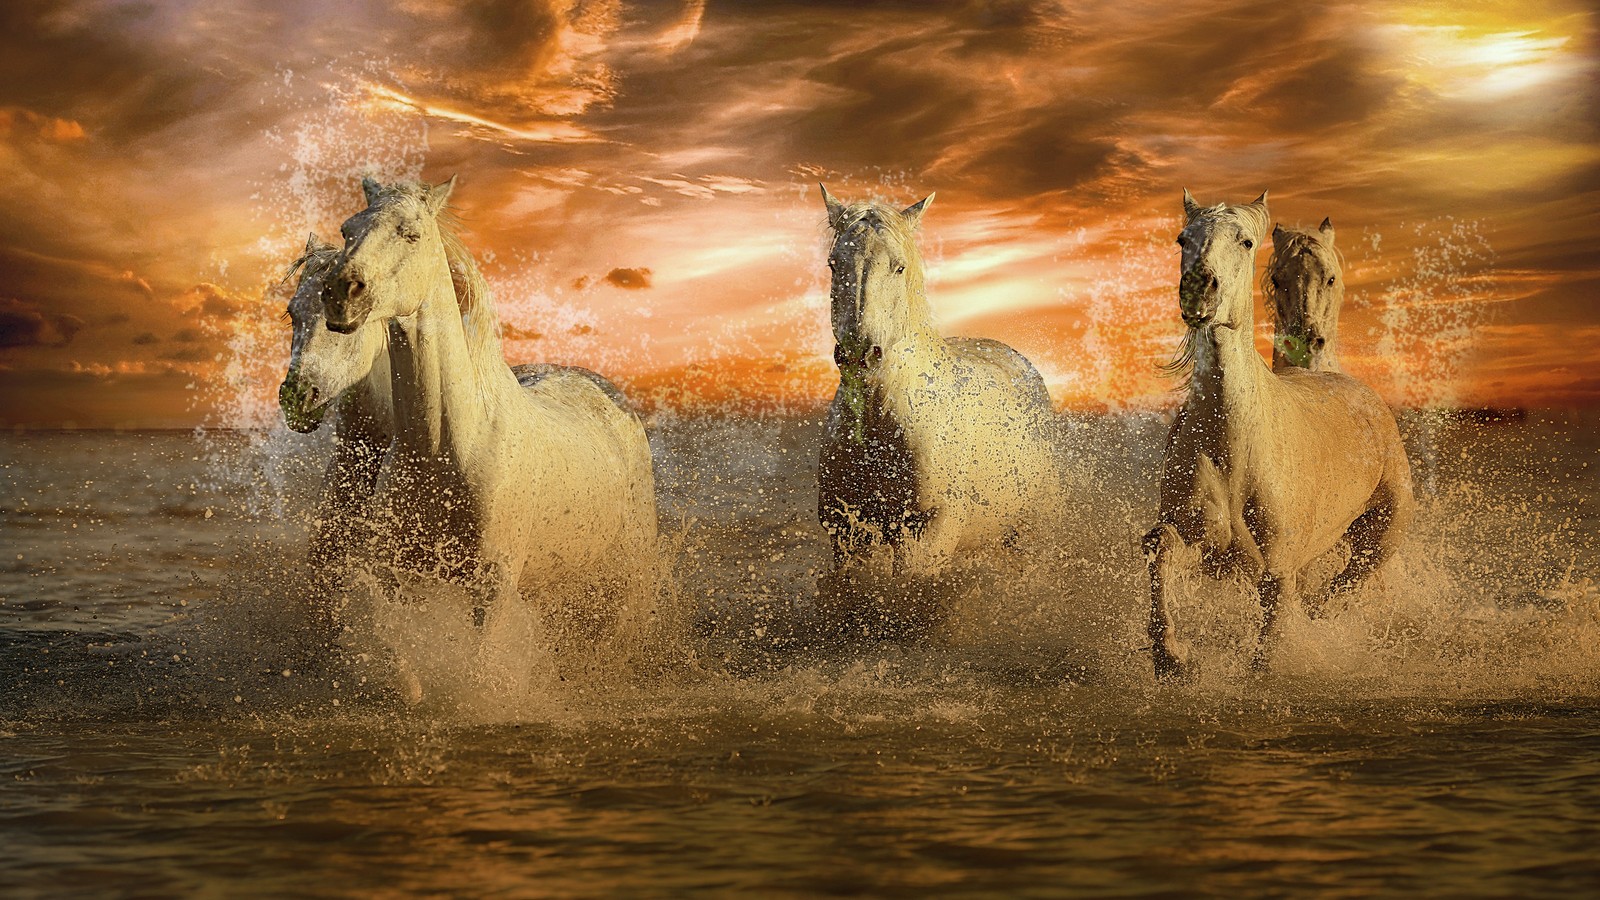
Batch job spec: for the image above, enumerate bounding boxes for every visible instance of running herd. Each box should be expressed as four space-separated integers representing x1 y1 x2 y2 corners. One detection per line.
276 176 1412 689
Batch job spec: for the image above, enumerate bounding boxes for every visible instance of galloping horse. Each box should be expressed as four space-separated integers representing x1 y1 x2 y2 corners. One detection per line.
277 233 393 631
817 185 1060 628
1144 190 1413 679
304 176 658 655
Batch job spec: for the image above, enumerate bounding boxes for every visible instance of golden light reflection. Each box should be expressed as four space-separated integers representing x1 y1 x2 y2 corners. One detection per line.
360 83 601 144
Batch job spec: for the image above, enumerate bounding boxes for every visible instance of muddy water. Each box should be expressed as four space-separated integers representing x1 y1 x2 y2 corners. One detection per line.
2 413 1597 896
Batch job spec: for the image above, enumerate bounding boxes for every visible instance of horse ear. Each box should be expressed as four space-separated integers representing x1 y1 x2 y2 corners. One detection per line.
1319 217 1335 241
426 175 457 216
1243 191 1269 239
901 193 934 230
819 183 845 229
1271 223 1287 248
361 176 382 207
305 232 322 254
1182 188 1200 219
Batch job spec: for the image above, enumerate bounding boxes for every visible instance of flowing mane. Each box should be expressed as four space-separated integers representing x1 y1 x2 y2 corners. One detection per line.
1261 225 1344 327
284 242 339 285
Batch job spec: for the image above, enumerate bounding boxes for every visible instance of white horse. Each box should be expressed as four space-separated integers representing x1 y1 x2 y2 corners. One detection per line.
307 175 658 648
278 233 393 633
1143 190 1414 679
277 233 590 634
1265 218 1343 372
816 185 1060 627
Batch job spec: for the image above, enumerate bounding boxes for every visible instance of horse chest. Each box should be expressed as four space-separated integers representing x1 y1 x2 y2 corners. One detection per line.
819 421 924 541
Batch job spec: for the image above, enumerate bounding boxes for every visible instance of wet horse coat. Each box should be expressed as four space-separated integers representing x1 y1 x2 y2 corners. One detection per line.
1145 191 1414 679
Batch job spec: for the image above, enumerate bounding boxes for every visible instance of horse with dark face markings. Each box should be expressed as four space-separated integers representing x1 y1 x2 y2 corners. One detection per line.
277 233 394 634
816 185 1061 633
1265 217 1344 372
1145 190 1414 680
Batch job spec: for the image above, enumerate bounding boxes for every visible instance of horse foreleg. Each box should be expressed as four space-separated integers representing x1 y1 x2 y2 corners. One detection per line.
898 507 962 578
1252 570 1297 673
1143 523 1193 681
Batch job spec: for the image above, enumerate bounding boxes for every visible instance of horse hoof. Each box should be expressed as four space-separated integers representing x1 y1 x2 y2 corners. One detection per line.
1152 643 1192 682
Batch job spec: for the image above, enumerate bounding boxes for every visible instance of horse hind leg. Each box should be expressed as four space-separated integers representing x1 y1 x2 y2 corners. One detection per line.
1144 523 1194 681
1329 489 1413 597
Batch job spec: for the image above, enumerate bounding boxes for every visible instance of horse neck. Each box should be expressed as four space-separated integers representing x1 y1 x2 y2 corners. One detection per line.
385 264 514 458
1188 282 1272 430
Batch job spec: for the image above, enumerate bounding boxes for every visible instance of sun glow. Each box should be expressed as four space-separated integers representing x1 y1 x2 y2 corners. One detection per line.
1380 22 1587 100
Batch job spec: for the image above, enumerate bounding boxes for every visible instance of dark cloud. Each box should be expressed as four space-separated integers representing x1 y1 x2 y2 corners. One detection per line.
604 267 652 289
0 298 84 348
0 0 1595 424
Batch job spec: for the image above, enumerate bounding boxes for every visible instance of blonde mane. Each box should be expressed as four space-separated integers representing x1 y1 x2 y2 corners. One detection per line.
284 243 339 285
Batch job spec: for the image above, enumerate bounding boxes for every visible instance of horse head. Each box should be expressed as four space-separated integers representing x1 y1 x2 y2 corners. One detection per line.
1266 218 1342 370
1176 188 1269 331
324 175 456 333
278 232 387 433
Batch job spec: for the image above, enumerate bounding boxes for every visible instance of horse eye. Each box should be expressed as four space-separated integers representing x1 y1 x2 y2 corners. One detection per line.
1327 276 1336 286
1242 239 1254 250
895 265 906 275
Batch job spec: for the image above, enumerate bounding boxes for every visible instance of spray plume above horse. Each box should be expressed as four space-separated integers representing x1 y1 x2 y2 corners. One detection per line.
1143 190 1414 680
816 184 1061 631
293 175 658 688
1265 218 1344 372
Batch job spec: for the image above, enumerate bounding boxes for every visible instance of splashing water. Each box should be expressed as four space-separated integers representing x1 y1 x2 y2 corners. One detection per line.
9 66 1594 895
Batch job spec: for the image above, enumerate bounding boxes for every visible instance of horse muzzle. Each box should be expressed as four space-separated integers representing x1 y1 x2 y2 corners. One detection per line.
1178 265 1220 327
279 371 330 433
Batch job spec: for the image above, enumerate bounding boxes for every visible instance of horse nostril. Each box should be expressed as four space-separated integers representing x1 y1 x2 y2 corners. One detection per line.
1313 337 1326 349
1207 275 1219 291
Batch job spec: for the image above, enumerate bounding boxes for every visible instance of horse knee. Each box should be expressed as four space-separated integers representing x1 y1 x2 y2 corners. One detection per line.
1142 523 1179 562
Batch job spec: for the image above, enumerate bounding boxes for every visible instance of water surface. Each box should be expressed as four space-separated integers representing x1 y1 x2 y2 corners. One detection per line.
2 414 1597 896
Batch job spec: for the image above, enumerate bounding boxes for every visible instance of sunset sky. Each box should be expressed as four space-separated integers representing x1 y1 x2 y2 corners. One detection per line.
0 0 1595 427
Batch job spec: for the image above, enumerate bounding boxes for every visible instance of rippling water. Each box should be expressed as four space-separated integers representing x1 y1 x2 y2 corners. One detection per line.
2 413 1598 896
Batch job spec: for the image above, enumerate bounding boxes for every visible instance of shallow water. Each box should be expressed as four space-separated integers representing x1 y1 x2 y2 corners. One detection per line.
2 413 1598 896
